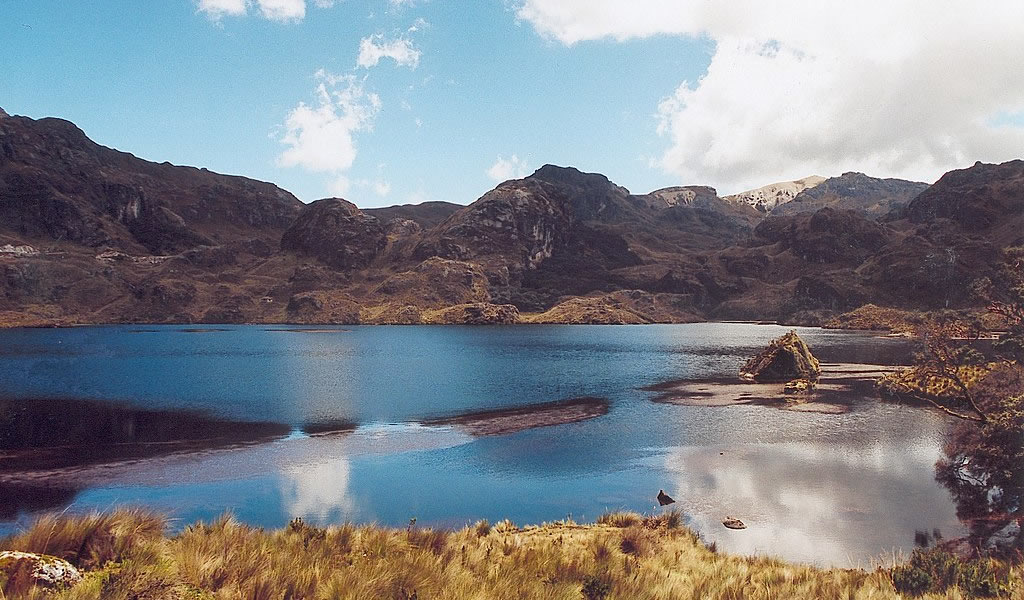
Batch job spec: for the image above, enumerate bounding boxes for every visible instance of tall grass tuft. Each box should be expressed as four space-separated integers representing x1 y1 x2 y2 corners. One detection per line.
1 509 1020 600
3 509 166 569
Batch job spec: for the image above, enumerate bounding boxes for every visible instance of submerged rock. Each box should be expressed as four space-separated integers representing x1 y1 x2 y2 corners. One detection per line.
0 551 83 591
740 331 820 383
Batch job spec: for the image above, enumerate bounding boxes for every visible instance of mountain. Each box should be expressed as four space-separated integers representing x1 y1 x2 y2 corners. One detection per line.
0 111 302 254
363 201 463 232
1 110 1020 326
771 172 929 217
724 176 826 213
902 160 1024 246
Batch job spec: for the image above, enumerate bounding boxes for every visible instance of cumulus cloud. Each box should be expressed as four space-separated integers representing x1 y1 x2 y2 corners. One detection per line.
357 34 422 69
196 0 324 22
517 0 1024 191
486 154 530 181
277 70 381 188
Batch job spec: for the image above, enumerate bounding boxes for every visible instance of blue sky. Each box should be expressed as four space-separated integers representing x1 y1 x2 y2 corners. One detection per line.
1 1 711 207
3 1 1023 208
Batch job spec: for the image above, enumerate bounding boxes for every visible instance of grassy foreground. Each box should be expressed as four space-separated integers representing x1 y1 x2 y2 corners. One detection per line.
1 510 1020 600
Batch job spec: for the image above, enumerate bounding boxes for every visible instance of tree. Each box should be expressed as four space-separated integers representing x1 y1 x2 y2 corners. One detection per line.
892 247 1024 559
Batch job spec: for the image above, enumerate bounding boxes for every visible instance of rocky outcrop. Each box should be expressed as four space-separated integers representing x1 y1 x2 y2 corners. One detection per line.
0 551 82 592
639 186 719 209
903 160 1024 245
373 258 490 307
724 176 826 213
526 290 700 324
427 302 521 324
772 172 928 217
280 198 386 270
740 331 820 382
753 208 892 265
286 291 361 324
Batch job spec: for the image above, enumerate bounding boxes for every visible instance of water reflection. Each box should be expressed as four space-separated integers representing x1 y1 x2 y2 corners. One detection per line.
280 458 356 522
663 441 963 565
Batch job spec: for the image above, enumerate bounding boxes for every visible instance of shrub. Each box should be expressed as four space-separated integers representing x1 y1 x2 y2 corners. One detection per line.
580 575 611 600
891 548 1010 597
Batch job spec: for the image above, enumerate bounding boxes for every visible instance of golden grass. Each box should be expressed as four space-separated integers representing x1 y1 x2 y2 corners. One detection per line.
1 510 1021 599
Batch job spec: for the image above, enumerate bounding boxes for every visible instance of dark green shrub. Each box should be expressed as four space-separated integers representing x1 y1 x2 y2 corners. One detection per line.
580 575 611 600
891 548 1009 597
891 564 933 596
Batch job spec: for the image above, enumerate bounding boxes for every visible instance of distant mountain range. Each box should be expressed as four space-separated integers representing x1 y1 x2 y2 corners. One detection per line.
1 109 1021 326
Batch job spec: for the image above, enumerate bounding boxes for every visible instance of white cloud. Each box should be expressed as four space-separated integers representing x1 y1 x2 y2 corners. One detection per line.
517 0 1024 191
486 154 530 181
196 0 325 22
373 180 392 197
277 70 381 188
196 0 247 19
357 34 421 69
256 0 305 21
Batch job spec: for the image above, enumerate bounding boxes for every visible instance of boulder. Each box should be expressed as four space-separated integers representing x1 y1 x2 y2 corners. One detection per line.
0 551 82 592
740 331 820 382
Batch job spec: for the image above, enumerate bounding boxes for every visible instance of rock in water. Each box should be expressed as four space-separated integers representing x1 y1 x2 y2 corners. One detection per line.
657 490 675 506
739 330 820 382
722 517 747 530
0 551 83 592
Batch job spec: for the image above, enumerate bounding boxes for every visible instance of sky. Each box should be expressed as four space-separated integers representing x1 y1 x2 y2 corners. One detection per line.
2 1 1024 208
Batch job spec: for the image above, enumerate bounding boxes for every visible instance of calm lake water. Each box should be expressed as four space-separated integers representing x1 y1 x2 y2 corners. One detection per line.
0 323 961 566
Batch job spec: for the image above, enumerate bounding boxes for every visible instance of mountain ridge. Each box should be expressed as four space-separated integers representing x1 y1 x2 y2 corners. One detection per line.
0 111 1018 326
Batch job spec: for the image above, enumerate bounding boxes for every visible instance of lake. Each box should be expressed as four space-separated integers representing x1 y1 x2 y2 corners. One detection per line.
0 323 961 566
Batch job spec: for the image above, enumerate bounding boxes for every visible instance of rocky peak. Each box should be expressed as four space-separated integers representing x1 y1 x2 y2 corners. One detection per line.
280 198 387 270
724 175 826 213
902 159 1024 243
772 172 928 217
0 107 8 118
643 186 719 209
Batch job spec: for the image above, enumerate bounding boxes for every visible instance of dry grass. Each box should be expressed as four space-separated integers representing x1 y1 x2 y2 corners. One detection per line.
1 509 1021 599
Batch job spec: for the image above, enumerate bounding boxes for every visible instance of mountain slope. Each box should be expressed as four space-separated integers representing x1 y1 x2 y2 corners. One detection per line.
771 172 928 217
0 110 302 254
724 176 826 213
